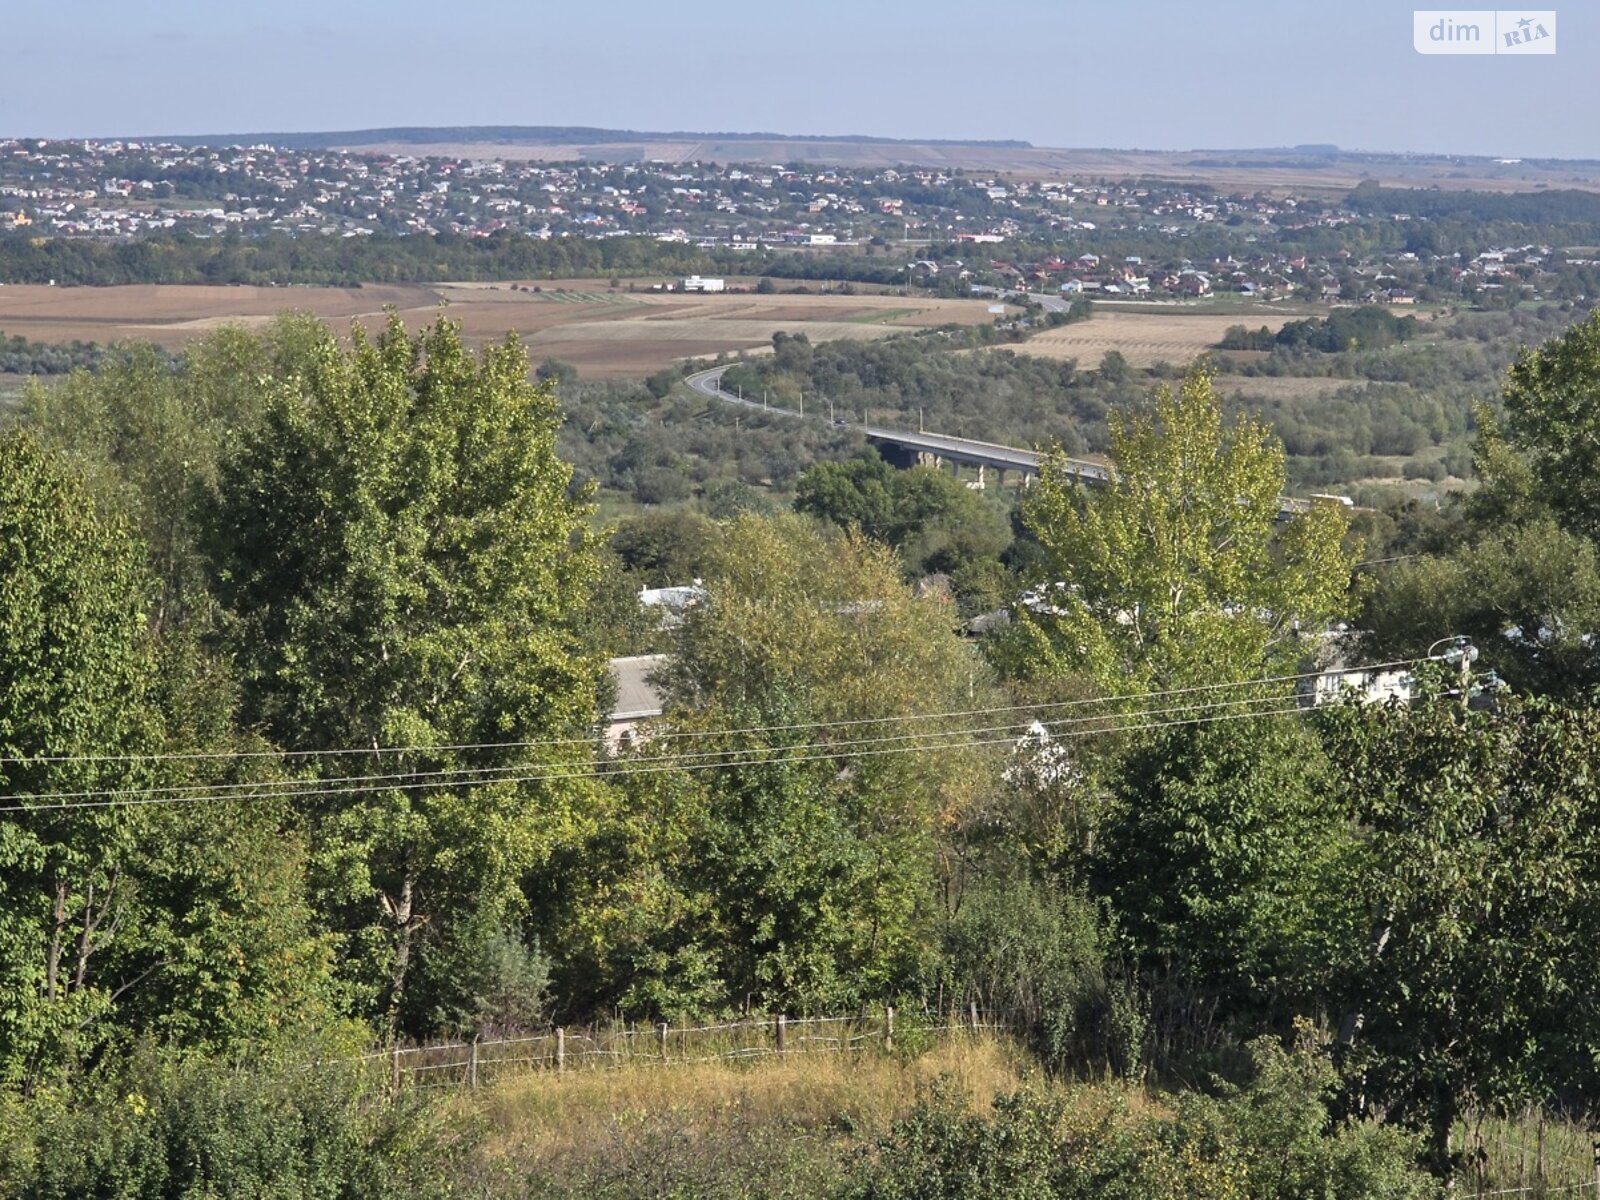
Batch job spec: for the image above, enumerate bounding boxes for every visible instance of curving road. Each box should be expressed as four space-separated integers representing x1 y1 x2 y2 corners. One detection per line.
683 365 1326 519
685 365 1109 484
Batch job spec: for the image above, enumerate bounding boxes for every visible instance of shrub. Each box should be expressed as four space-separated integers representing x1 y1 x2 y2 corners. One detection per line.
0 1039 473 1200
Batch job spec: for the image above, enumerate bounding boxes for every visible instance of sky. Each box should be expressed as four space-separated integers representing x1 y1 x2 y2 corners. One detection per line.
3 0 1596 158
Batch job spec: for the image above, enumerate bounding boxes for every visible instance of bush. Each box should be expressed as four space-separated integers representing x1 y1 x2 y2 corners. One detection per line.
0 1040 473 1200
632 467 694 505
1402 458 1446 482
643 367 681 399
846 1031 1433 1200
939 878 1139 1076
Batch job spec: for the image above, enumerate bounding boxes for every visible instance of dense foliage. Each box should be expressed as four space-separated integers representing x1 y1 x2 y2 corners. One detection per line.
709 307 1589 495
9 310 1600 1194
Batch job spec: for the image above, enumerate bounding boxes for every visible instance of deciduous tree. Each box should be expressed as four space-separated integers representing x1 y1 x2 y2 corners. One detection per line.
207 313 608 1035
1000 369 1361 694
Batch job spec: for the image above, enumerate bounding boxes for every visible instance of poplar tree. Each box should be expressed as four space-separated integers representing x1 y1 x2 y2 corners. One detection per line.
1002 368 1361 695
208 313 607 1034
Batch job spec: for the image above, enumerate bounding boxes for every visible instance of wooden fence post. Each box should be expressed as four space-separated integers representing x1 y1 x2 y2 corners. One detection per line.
556 1027 565 1074
885 1005 895 1052
776 1014 787 1056
391 1045 401 1093
658 1021 669 1063
468 1036 479 1089
969 1001 979 1033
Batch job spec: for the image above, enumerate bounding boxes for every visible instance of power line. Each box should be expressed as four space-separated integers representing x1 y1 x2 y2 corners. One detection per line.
0 657 1433 768
2 689 1308 806
0 701 1319 816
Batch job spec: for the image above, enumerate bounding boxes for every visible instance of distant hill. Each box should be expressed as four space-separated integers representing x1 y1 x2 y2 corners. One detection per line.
143 125 1034 151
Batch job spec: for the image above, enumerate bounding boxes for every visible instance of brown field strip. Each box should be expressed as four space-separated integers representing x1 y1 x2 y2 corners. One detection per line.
1017 310 1299 369
0 284 1005 378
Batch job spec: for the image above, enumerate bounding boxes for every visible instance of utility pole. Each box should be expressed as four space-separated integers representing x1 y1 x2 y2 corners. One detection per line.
1458 640 1478 709
1429 635 1478 708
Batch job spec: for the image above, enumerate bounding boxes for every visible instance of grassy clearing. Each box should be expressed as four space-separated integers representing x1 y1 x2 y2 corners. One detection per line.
456 1034 1029 1198
1457 1110 1598 1196
0 284 999 378
843 306 925 324
474 1034 1029 1159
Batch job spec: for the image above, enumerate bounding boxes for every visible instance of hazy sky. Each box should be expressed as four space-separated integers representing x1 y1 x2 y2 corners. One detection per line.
4 1 1596 157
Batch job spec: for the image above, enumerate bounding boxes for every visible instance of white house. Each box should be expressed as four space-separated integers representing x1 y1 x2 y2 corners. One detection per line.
679 275 725 293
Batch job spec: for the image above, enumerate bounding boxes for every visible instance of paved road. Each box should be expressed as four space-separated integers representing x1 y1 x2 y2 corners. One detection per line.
682 365 1332 519
685 366 1108 482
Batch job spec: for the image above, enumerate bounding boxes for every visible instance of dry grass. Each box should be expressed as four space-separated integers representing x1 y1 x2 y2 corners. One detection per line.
472 1034 1029 1162
1018 309 1299 369
0 283 1002 378
1213 374 1364 400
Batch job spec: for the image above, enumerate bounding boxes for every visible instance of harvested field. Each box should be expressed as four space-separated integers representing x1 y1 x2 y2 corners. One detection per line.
0 283 1006 378
1017 310 1299 369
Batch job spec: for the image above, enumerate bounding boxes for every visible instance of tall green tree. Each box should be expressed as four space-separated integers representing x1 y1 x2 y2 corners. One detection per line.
1323 685 1600 1175
0 433 328 1084
0 432 160 1084
795 457 1010 577
207 313 608 1035
1362 517 1600 698
558 515 999 1015
1096 715 1357 1023
999 369 1361 694
22 320 322 637
1477 308 1600 540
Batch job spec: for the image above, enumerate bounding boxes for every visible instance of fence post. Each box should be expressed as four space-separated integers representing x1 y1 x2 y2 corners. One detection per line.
556 1027 565 1074
969 1001 979 1033
776 1014 787 1056
391 1045 401 1094
658 1021 669 1063
468 1036 479 1089
885 1005 895 1052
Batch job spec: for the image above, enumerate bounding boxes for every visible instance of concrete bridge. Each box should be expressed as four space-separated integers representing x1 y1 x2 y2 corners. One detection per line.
684 365 1317 516
685 365 1108 488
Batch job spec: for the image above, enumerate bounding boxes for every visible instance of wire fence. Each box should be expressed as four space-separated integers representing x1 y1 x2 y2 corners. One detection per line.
1457 1108 1600 1199
319 1004 1010 1092
309 1011 1600 1197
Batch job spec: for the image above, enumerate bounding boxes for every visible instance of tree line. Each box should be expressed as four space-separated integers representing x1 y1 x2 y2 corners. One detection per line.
0 230 928 289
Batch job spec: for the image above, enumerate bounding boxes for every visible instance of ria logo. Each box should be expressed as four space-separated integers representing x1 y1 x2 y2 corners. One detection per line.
1413 10 1557 53
1501 12 1553 47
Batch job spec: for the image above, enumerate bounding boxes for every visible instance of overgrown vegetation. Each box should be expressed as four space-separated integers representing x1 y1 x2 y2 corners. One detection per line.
7 308 1600 1195
708 306 1587 497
